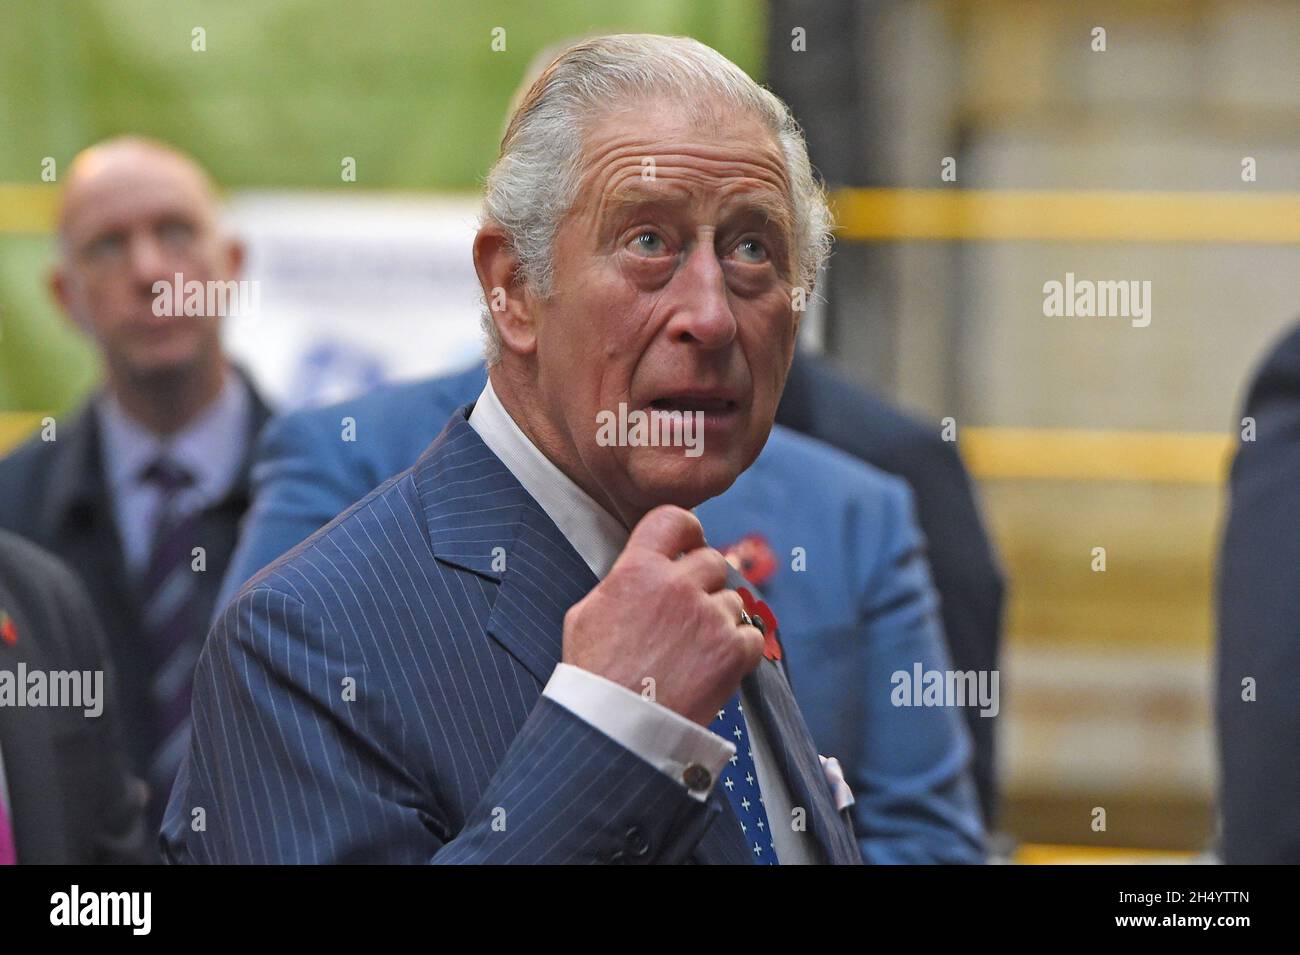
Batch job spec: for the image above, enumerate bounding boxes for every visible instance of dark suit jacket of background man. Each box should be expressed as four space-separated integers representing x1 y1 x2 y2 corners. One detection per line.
1216 319 1300 864
0 373 270 779
776 350 1005 824
0 529 148 862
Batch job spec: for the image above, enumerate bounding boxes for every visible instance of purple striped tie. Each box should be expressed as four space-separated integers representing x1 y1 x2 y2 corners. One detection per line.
139 458 203 828
0 795 16 864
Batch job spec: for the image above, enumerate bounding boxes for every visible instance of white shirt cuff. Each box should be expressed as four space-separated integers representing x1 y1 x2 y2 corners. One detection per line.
542 663 735 801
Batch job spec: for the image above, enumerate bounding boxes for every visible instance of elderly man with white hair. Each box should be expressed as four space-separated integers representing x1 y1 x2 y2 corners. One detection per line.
164 34 864 864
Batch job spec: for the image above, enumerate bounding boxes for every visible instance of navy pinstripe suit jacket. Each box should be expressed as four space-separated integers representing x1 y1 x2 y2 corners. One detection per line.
162 407 861 864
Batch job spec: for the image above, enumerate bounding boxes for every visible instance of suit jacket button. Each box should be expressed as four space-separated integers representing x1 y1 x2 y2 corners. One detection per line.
624 825 650 858
682 763 712 792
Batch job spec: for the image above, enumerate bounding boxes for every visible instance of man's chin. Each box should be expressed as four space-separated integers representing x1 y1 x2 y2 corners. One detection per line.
118 317 218 368
118 341 208 384
626 451 747 513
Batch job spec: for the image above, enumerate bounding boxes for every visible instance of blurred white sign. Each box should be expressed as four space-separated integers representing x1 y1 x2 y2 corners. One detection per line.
222 191 486 411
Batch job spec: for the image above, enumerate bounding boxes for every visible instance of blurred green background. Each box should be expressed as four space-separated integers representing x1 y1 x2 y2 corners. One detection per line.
0 0 764 411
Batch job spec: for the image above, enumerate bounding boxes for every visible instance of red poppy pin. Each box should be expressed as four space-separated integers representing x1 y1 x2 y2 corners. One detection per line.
0 610 16 646
737 586 782 662
721 533 777 587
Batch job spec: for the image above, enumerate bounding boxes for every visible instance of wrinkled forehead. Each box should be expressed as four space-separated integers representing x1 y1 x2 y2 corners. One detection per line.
574 97 794 224
59 148 220 243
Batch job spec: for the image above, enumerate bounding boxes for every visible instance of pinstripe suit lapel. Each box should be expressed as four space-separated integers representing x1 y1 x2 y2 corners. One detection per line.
741 660 861 864
481 503 597 685
414 408 597 685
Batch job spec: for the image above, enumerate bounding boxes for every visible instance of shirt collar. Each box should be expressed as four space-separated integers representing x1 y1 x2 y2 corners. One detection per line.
468 378 628 580
96 368 252 505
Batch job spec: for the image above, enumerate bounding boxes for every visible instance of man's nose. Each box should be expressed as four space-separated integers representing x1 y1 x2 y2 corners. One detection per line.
664 244 737 349
128 232 170 288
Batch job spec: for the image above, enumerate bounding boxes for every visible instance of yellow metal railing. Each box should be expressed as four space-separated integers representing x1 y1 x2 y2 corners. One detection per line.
832 188 1300 243
1013 843 1199 865
6 183 1300 243
0 412 46 453
962 427 1233 485
0 183 59 235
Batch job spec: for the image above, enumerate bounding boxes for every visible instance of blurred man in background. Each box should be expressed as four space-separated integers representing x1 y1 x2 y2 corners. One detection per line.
0 137 270 837
1216 318 1300 863
0 528 148 863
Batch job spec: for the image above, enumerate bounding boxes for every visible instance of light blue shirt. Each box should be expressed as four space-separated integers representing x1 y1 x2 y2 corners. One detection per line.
97 370 252 577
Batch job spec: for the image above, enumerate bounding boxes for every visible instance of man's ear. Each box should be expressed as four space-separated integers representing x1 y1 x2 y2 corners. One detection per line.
48 265 90 336
473 224 537 356
223 236 246 277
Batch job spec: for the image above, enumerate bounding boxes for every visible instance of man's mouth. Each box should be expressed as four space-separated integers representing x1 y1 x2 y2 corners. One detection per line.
130 311 191 331
647 395 738 415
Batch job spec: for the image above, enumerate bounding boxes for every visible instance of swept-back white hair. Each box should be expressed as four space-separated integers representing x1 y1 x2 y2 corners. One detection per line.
479 33 833 363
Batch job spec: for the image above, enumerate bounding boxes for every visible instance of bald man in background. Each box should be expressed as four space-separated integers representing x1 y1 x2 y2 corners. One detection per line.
0 137 270 840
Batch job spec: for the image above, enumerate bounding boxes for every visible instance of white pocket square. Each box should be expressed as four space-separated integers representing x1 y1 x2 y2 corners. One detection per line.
819 755 855 811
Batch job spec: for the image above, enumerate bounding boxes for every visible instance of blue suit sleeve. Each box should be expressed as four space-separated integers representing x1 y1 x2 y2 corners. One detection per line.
166 586 717 864
217 411 373 612
1216 322 1300 863
843 479 987 863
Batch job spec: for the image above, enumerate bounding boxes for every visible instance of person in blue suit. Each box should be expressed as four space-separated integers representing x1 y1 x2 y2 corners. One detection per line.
777 349 1004 825
1217 319 1300 863
167 35 981 864
218 363 986 863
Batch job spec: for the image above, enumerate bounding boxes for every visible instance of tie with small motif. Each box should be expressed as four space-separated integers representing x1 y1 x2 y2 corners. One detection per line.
709 693 779 864
139 458 203 830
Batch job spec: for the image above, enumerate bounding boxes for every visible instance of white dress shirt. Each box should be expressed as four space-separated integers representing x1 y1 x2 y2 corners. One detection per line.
468 378 816 863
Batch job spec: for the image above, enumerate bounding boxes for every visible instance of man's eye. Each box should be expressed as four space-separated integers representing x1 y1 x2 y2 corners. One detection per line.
629 232 666 256
83 233 126 261
157 220 196 247
734 238 768 263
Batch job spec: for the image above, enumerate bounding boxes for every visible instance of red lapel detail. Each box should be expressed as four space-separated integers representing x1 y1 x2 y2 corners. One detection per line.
721 533 777 587
736 586 782 662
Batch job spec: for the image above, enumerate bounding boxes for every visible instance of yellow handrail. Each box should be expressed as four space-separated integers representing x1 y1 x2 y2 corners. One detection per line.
5 183 1299 243
831 188 1300 243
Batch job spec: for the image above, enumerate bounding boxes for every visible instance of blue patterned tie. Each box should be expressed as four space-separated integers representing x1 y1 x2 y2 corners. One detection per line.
709 693 779 864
